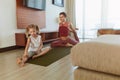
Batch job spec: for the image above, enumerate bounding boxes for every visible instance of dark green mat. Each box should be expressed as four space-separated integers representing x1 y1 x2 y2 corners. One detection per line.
27 47 71 66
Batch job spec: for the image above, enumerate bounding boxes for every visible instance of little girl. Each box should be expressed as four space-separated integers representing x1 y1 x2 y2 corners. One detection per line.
17 24 51 66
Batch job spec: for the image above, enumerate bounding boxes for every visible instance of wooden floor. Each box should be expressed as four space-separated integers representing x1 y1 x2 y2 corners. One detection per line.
0 48 75 80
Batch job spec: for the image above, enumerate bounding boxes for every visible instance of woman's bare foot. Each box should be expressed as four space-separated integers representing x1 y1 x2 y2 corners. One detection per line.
66 43 73 47
16 57 22 64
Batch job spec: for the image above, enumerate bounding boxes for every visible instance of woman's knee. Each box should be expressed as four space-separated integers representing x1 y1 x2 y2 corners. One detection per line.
67 38 79 45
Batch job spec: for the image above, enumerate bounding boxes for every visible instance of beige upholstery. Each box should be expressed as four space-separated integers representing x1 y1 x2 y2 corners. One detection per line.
74 67 120 80
71 35 120 76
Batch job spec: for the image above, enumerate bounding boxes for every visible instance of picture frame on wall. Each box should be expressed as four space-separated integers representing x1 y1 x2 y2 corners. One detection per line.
52 0 64 7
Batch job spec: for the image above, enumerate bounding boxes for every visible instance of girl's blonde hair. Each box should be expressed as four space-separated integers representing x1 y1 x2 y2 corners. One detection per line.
26 24 39 38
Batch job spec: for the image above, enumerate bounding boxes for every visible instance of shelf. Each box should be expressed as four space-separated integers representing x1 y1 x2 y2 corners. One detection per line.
98 29 120 36
15 33 27 46
15 31 59 46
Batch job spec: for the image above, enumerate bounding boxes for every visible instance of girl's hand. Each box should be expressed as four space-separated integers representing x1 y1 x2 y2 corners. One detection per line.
35 50 40 54
23 52 28 57
36 49 42 54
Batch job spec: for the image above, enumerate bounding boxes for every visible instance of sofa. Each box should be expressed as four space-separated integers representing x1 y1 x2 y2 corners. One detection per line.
70 34 120 80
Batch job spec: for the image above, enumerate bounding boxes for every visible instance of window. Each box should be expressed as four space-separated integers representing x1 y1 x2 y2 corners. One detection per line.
108 0 120 29
75 0 102 40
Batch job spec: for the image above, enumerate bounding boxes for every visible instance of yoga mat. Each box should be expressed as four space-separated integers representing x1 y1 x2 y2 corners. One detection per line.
27 47 71 66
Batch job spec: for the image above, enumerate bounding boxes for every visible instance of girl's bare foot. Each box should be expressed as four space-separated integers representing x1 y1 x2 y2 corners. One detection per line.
32 55 38 59
17 57 22 64
20 62 25 67
32 56 35 59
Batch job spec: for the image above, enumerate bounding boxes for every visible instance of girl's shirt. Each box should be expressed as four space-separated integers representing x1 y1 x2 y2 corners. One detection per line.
28 35 41 52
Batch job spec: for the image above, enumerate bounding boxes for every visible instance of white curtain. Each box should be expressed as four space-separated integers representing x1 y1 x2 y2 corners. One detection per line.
75 0 102 39
66 0 76 27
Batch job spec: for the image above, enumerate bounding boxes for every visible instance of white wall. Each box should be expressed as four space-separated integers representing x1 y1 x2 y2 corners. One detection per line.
0 0 16 48
0 0 66 48
42 0 66 32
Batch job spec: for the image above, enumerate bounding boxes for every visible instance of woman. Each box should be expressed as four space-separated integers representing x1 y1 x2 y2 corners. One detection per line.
51 12 79 47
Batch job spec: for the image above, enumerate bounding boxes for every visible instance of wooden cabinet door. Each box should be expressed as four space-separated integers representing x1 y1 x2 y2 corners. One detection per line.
15 33 26 46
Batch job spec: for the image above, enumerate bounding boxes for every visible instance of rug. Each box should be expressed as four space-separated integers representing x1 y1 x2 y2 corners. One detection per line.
27 47 71 66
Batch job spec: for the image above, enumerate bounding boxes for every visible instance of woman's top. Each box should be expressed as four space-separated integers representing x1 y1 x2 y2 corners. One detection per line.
28 35 41 52
59 22 70 37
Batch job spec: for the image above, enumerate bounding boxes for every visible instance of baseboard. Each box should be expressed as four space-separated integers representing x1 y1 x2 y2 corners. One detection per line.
0 46 23 53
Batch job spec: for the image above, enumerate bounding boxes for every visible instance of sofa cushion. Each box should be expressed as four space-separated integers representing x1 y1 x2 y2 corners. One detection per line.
74 67 120 80
71 35 120 76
